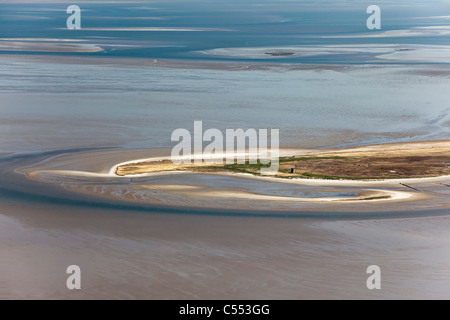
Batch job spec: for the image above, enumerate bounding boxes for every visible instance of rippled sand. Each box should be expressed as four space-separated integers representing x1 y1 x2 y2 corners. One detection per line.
1 203 450 299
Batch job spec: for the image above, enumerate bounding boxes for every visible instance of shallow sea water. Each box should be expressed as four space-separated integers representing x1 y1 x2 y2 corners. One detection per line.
0 1 449 299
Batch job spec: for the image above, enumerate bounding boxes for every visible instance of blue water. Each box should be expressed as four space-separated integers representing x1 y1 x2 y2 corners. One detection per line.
1 0 450 62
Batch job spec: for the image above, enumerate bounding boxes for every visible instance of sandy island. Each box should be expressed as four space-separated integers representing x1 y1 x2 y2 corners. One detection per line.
19 140 450 208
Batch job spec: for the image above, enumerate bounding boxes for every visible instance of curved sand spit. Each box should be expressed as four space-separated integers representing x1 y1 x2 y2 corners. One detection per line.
20 141 450 205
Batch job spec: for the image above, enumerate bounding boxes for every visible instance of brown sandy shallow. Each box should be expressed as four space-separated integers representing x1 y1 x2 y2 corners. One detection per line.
1 202 450 299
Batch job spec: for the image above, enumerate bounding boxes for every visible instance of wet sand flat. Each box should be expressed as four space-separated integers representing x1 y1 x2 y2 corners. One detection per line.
1 203 450 299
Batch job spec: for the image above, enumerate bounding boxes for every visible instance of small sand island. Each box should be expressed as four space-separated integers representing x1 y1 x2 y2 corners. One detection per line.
20 141 450 210
116 141 450 180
